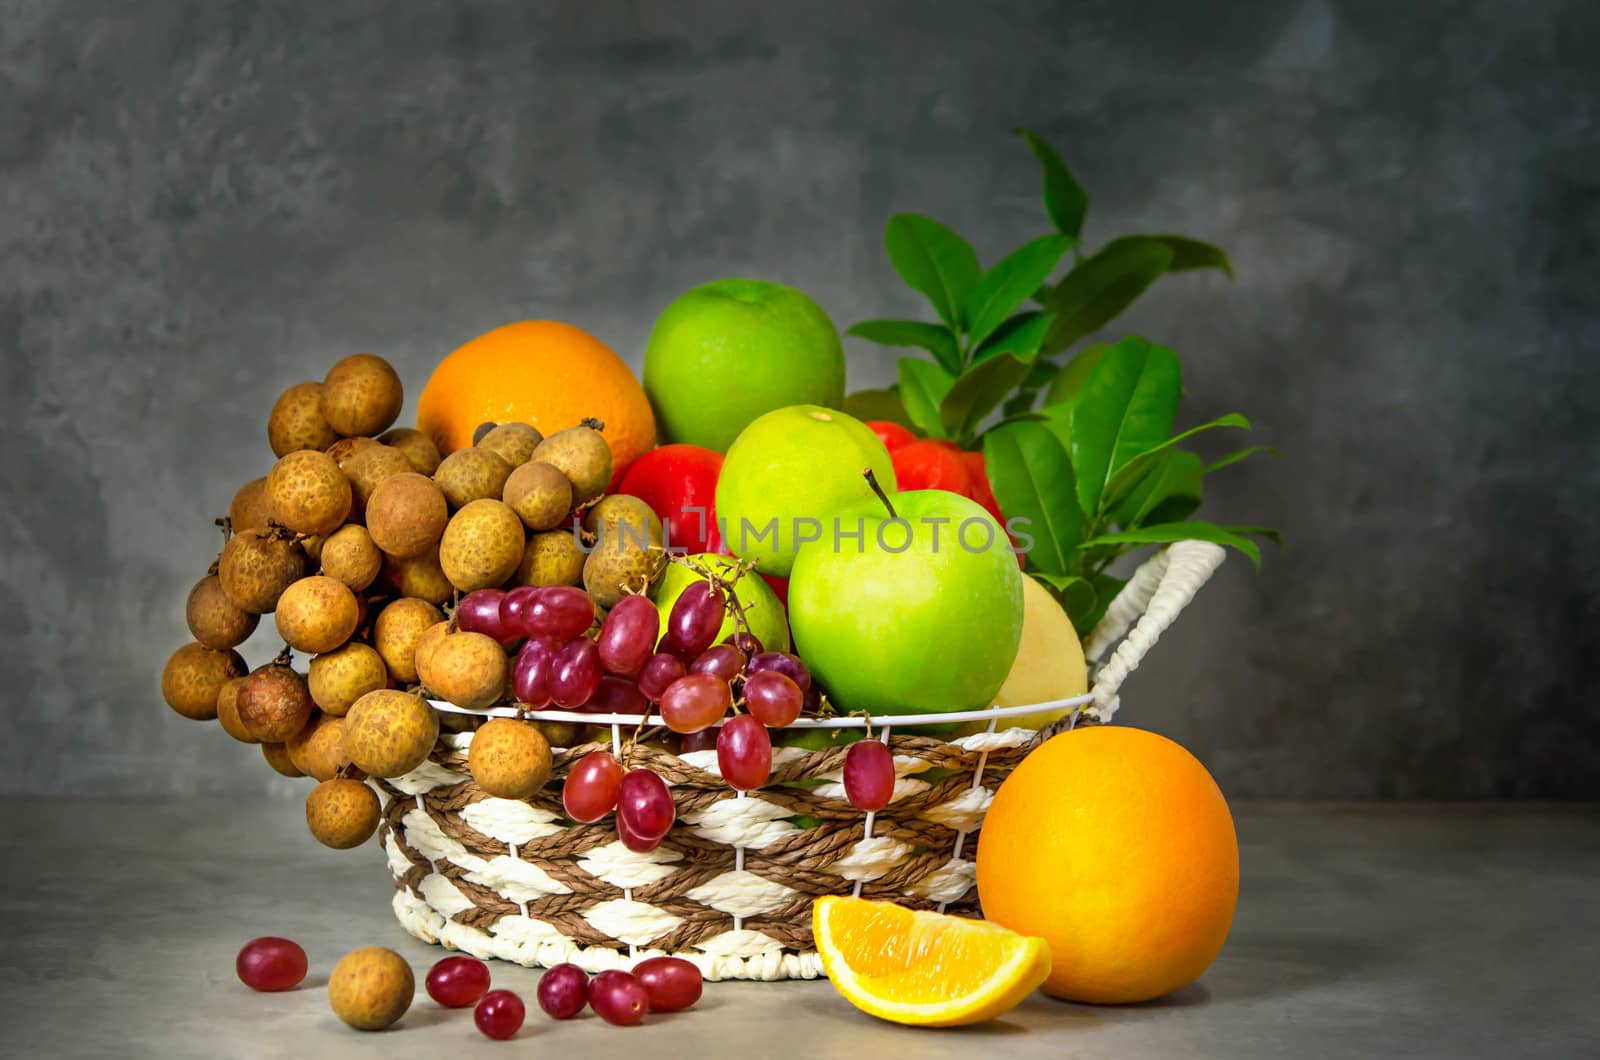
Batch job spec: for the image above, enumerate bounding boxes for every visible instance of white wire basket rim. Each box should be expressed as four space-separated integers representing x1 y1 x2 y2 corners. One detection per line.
426 693 1092 730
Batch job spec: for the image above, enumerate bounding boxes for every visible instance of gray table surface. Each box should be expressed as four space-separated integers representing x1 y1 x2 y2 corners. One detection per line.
3 799 1596 1059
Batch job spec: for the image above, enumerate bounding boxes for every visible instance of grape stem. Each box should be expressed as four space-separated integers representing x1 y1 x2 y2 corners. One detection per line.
862 469 896 519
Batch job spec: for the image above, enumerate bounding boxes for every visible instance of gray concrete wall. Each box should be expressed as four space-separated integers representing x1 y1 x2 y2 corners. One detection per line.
3 0 1595 797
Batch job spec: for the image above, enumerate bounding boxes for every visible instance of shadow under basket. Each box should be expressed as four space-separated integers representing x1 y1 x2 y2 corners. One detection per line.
375 540 1226 981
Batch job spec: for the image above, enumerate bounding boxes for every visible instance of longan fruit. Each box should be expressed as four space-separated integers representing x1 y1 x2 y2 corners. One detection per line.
275 575 360 654
532 424 612 505
412 621 450 681
378 427 442 475
262 741 304 777
366 472 448 559
379 546 453 606
161 643 247 721
418 631 508 710
236 664 315 743
476 422 543 467
515 529 586 587
433 448 513 510
439 499 524 592
299 533 325 566
503 460 573 531
308 641 388 716
288 713 357 781
319 524 382 591
306 778 381 849
321 353 403 438
266 449 352 537
533 719 582 748
344 689 439 778
372 597 443 684
328 946 414 1031
268 381 338 457
229 476 272 534
218 528 308 614
582 493 662 547
472 421 498 445
327 435 380 466
468 718 552 799
185 573 259 650
342 443 413 520
216 676 257 743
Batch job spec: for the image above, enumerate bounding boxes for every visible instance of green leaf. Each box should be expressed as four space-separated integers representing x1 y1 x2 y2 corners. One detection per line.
840 388 918 431
997 356 1059 417
897 358 956 438
884 214 981 330
1031 572 1097 625
1042 342 1111 408
1205 446 1279 473
972 311 1054 364
940 352 1033 440
1152 235 1233 277
1041 237 1176 353
1101 413 1252 508
1224 525 1285 549
1080 521 1263 569
1015 128 1088 240
847 319 962 376
1079 574 1126 635
1066 337 1182 516
964 234 1074 349
982 422 1082 575
1113 449 1204 529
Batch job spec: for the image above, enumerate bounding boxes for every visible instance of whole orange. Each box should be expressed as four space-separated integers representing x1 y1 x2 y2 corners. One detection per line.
416 321 656 482
976 726 1238 1004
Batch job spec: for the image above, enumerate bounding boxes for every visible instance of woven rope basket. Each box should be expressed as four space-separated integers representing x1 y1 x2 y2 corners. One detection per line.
374 541 1225 980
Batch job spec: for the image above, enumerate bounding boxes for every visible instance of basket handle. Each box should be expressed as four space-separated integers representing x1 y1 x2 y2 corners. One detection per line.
1080 540 1226 721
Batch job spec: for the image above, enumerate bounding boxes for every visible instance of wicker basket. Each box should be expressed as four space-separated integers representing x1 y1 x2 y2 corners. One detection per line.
375 541 1225 980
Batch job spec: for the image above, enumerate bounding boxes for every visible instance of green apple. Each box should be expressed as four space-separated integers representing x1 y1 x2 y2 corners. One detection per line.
715 405 896 578
649 553 791 653
643 279 846 452
788 489 1024 716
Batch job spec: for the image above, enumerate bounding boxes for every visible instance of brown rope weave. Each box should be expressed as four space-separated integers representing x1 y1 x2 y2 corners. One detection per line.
379 713 1089 956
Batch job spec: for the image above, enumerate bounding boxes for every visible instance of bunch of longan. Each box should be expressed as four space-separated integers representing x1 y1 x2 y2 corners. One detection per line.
161 352 659 851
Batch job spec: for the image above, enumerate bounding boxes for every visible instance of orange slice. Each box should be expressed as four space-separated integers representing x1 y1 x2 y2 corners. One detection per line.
813 896 1052 1027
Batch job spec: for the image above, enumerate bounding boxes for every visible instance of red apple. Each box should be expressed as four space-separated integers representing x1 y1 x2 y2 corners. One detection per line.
617 444 723 555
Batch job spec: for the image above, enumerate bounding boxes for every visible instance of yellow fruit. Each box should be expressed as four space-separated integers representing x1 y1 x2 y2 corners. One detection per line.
956 573 1087 734
319 524 383 591
305 778 380 849
266 450 352 536
378 427 443 474
372 597 444 685
267 381 338 457
438 499 524 592
261 741 304 777
467 718 552 799
976 726 1238 1004
274 575 360 654
308 642 388 716
343 689 439 778
228 476 272 534
321 353 403 437
160 643 246 721
476 421 543 466
328 946 413 1030
812 896 1050 1027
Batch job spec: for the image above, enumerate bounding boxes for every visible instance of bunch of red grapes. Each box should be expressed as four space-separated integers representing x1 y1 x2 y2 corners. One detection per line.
453 570 898 852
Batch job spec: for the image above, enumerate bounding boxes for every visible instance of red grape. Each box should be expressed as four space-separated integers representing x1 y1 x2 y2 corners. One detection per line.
474 989 526 1040
585 674 648 715
528 586 595 640
512 637 559 708
678 727 719 754
666 581 725 657
748 651 810 692
722 631 764 656
743 670 803 727
632 956 702 1012
536 963 589 1019
426 955 490 1008
691 644 747 681
589 970 650 1026
844 739 895 811
598 595 660 677
563 751 623 822
636 652 687 701
235 936 307 992
717 715 772 790
616 806 663 853
550 638 602 708
659 673 732 733
458 588 516 644
501 585 540 636
617 768 675 839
